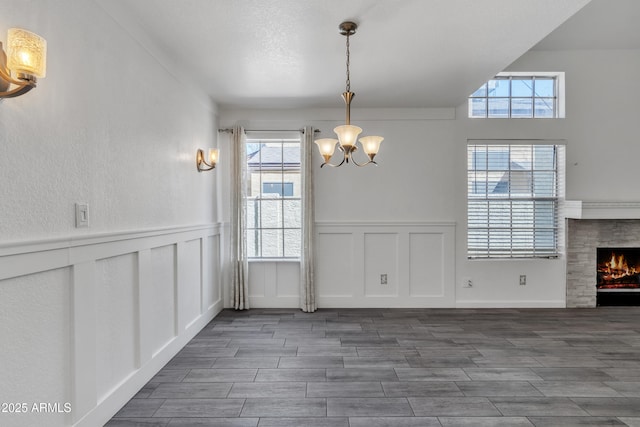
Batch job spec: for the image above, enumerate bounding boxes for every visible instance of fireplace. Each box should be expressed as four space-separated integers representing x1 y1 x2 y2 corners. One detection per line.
567 217 640 308
596 247 640 306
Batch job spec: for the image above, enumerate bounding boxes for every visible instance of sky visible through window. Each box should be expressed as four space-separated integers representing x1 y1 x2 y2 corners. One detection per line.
469 76 557 118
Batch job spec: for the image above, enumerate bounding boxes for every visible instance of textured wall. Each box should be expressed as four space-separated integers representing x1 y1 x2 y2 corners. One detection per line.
0 1 220 426
567 219 640 307
0 0 218 243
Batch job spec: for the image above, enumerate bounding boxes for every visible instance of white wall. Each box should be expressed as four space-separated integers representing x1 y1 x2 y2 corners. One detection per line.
220 47 640 310
0 1 222 426
0 0 219 241
455 48 640 307
220 110 459 308
507 49 640 202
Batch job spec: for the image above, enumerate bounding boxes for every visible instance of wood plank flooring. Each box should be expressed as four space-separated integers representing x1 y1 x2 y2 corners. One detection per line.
106 307 640 427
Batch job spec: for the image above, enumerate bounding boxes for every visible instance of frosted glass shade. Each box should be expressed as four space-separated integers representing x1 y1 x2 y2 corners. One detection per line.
208 148 219 165
360 136 384 155
6 28 47 78
315 138 338 158
334 125 362 148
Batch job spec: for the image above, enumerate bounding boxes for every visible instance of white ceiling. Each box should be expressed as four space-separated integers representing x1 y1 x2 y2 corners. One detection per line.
97 0 615 109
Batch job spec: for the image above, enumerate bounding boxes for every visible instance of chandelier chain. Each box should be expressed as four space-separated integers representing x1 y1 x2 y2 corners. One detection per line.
345 33 351 92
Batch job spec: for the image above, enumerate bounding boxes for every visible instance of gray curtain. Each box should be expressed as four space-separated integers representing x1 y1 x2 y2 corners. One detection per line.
300 126 316 312
230 125 249 310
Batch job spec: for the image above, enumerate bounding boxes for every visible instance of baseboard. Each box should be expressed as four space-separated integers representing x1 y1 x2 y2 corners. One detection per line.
317 296 455 308
455 300 566 308
248 296 300 308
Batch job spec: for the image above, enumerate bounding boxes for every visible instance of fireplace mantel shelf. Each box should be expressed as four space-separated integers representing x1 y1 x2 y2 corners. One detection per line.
565 201 640 220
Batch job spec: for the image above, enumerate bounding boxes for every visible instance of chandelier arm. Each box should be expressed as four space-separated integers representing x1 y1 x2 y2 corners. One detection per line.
350 154 375 167
321 154 347 168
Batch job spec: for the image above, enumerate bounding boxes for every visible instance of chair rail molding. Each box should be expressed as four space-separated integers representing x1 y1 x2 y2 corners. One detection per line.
0 223 224 427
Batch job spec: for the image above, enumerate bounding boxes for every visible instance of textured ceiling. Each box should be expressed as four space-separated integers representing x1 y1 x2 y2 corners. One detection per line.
98 0 594 109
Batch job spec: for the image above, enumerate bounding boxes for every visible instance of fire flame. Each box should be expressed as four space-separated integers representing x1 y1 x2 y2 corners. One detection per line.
602 253 638 280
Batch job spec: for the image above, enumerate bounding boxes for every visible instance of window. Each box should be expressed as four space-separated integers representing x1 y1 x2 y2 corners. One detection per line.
469 73 562 118
246 136 301 258
263 182 294 197
467 143 564 258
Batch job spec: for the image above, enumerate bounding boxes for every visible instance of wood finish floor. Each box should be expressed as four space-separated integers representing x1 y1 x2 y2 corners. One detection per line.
107 307 640 427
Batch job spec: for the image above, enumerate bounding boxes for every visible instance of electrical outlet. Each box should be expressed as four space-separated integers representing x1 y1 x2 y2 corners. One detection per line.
462 276 473 288
519 275 527 286
380 274 388 285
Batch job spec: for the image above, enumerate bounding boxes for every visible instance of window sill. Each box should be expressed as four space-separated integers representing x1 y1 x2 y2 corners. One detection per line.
248 258 301 263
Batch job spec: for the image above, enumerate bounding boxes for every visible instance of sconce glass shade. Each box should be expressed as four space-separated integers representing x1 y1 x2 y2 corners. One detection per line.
359 135 384 156
314 138 339 160
6 28 47 78
208 148 219 165
334 125 362 149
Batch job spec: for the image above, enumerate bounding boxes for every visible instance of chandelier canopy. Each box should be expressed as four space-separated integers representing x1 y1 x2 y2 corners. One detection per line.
315 21 384 168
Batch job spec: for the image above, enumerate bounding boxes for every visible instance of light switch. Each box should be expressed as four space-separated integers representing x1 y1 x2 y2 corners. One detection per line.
75 203 89 228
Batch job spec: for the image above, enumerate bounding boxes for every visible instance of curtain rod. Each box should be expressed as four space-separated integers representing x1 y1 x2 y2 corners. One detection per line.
218 128 320 134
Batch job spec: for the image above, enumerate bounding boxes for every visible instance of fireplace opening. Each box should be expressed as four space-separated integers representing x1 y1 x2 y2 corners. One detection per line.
597 247 640 306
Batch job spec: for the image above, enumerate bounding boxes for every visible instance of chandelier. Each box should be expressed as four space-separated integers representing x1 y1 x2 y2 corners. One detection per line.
314 21 384 168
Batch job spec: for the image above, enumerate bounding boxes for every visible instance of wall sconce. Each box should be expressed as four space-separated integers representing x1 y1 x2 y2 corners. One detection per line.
196 148 219 172
0 28 47 99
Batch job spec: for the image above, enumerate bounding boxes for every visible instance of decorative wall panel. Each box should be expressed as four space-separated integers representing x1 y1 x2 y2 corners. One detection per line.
0 224 223 427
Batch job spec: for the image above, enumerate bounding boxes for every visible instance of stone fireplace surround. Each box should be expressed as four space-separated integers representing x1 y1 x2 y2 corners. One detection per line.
566 202 640 307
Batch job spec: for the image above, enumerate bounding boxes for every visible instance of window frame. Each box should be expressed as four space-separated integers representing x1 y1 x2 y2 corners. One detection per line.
469 72 565 119
245 135 302 260
467 142 565 259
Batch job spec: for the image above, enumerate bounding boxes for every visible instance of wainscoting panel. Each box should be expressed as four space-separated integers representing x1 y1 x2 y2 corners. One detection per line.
149 244 178 356
364 233 399 297
316 232 356 298
248 261 300 307
409 232 447 297
204 235 221 311
180 239 203 329
95 254 137 403
248 262 267 297
276 262 300 298
0 267 72 427
317 222 456 307
0 224 224 427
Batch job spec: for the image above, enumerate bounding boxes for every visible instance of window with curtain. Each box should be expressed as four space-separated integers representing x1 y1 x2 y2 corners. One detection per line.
245 135 301 259
467 143 564 258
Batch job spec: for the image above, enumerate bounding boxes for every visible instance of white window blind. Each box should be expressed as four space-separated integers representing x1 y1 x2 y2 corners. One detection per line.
467 144 561 258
